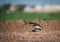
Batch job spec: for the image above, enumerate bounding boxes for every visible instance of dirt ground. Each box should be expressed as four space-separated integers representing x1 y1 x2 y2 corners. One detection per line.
0 19 60 42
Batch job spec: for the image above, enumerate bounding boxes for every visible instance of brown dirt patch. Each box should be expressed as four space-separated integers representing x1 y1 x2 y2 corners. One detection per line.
0 20 60 42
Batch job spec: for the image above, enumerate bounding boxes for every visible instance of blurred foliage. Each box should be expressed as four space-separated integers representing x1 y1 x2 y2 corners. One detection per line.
3 4 11 10
0 4 10 13
18 4 26 12
0 12 60 21
0 10 2 13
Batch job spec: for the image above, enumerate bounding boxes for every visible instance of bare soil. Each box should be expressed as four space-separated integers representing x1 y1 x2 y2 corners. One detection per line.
0 19 60 42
